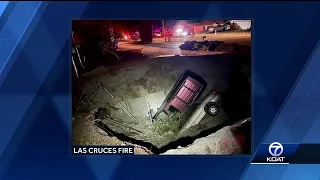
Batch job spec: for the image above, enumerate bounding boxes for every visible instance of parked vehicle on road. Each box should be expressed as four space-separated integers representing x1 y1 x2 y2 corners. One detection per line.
208 24 230 33
153 70 207 119
153 32 162 37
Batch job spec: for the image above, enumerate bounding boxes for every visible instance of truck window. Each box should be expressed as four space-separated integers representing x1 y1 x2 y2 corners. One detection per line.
169 106 180 113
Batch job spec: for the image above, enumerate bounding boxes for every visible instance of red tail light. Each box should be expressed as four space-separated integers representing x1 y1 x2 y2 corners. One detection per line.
212 90 217 94
236 134 246 146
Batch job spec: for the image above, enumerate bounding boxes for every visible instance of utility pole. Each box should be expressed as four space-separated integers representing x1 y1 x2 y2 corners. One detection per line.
162 20 166 42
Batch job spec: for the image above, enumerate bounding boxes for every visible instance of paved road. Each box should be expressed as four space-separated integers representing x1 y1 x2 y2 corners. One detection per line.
153 32 251 45
119 33 251 58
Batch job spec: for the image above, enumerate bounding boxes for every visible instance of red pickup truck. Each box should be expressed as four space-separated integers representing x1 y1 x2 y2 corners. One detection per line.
154 70 207 118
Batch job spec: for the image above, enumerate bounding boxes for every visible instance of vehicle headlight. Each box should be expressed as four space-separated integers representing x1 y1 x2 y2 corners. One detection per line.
176 28 182 33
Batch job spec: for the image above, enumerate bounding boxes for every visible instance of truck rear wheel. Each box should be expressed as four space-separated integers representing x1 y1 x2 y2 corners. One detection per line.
204 102 219 116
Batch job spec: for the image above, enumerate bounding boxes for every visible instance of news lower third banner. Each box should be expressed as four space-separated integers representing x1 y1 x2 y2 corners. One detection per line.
252 142 320 164
73 146 135 155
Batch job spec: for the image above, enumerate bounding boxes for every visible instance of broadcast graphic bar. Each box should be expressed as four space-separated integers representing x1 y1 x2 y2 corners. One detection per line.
73 146 135 155
251 143 320 164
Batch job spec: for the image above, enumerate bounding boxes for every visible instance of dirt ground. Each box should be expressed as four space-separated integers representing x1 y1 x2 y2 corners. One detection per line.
72 112 152 155
72 112 251 155
73 53 250 149
72 32 251 153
